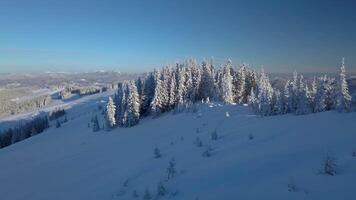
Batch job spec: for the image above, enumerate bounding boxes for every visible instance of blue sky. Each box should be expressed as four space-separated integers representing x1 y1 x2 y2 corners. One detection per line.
0 0 356 73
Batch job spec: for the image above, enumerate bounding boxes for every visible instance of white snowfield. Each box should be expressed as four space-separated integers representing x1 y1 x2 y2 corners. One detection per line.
0 102 356 200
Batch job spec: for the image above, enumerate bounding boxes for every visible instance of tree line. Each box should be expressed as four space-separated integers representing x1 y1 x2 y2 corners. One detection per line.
0 114 49 148
104 58 353 129
0 94 51 117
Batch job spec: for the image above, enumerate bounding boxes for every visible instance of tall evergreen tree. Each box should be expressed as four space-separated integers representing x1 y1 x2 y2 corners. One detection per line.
236 65 247 104
106 96 116 128
220 60 234 104
310 77 318 112
140 72 155 116
151 70 167 114
199 60 215 101
124 81 140 127
295 75 311 115
336 58 352 112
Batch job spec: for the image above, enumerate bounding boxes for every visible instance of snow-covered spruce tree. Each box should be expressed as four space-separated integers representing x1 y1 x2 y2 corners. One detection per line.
290 70 299 112
141 72 156 116
168 68 178 109
324 76 337 111
244 68 258 102
184 59 198 102
123 81 140 127
248 87 258 111
314 76 327 112
256 67 274 116
199 60 216 101
135 77 144 112
190 59 202 102
283 80 293 113
106 96 116 129
114 82 126 126
336 57 352 112
177 65 189 109
235 64 247 104
151 69 168 115
220 60 234 104
295 75 311 115
271 90 283 115
310 77 318 112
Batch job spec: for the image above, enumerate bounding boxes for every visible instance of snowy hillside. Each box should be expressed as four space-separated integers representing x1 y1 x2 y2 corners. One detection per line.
0 103 355 200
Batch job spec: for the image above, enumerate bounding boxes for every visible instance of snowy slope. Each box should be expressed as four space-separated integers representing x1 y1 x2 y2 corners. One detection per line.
0 103 356 200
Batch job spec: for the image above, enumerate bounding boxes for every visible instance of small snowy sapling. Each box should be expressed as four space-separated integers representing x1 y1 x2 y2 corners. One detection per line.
320 154 337 176
156 181 168 197
287 178 297 192
166 158 176 180
154 146 161 158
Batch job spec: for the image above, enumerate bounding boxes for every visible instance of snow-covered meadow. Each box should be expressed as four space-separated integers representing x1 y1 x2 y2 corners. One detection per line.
0 101 355 200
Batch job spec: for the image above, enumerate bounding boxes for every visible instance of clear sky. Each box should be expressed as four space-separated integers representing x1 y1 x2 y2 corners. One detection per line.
0 0 356 73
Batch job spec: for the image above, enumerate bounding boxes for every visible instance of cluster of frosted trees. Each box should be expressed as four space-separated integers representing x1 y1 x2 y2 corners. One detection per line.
0 94 51 118
250 58 352 116
105 58 353 128
0 114 49 148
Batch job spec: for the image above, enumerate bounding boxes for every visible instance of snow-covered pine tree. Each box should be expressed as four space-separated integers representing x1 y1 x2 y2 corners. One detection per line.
248 87 258 111
182 62 195 105
215 68 224 101
124 81 140 127
177 64 188 109
220 60 234 104
199 60 215 101
245 68 258 101
336 58 352 112
291 70 299 112
106 96 116 128
190 59 202 102
151 70 168 115
271 90 283 115
141 72 156 116
295 75 311 115
283 80 293 113
114 83 125 126
256 67 274 116
236 64 247 104
135 77 144 112
314 76 327 112
324 76 337 111
168 68 178 108
310 77 318 112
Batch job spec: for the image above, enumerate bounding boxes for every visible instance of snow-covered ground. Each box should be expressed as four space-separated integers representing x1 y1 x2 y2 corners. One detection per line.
0 102 355 200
